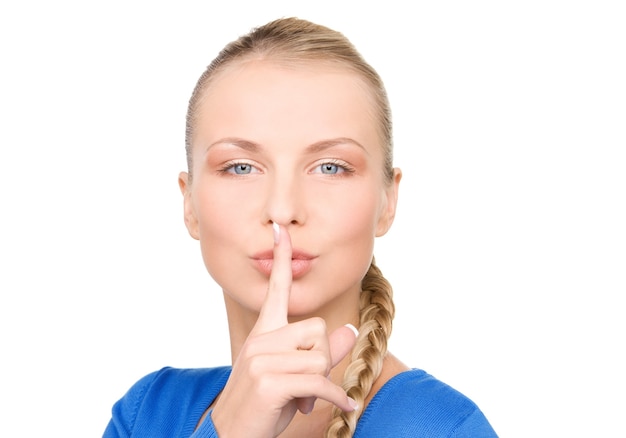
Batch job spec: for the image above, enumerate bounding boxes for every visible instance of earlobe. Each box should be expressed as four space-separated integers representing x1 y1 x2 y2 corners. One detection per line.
178 172 200 240
375 168 402 237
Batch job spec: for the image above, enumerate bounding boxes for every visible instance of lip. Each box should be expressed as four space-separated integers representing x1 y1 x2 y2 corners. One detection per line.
251 249 317 279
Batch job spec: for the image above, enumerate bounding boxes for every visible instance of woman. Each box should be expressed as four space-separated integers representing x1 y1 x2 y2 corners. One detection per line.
104 17 497 437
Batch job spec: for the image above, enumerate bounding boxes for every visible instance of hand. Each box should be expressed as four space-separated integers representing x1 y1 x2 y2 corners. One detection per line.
210 224 358 437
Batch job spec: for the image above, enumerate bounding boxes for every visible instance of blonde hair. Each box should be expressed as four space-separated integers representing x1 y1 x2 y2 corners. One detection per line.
185 18 395 437
326 259 394 437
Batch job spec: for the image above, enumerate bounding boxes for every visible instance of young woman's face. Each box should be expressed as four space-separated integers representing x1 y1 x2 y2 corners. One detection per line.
180 61 400 318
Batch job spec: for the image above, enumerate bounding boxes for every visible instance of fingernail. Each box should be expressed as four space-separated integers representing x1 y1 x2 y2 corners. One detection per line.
347 397 359 411
344 323 359 338
272 223 280 244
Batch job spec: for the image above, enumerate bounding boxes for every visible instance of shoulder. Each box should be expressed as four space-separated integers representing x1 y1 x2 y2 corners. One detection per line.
133 366 231 399
356 369 498 437
104 366 231 437
114 366 231 414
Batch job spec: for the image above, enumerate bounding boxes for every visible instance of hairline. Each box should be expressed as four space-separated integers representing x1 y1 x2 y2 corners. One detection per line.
186 56 393 183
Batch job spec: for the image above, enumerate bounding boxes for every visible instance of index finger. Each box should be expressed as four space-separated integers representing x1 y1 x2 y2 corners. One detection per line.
252 223 292 334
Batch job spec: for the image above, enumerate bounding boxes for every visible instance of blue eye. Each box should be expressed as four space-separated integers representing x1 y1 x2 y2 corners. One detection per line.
222 162 258 175
315 162 349 175
311 160 354 175
232 164 252 174
320 163 341 174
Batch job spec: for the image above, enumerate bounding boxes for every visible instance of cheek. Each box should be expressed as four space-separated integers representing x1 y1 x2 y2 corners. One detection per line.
192 186 255 271
195 195 230 238
315 183 382 243
309 188 380 296
194 183 259 233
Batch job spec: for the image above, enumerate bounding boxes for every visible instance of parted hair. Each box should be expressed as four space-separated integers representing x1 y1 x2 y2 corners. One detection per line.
185 17 395 437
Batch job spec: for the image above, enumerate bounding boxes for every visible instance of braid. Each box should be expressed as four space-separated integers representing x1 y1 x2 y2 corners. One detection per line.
325 257 395 437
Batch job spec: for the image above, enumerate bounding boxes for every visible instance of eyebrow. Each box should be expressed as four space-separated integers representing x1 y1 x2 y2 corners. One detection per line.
207 137 368 155
206 138 259 153
306 137 368 155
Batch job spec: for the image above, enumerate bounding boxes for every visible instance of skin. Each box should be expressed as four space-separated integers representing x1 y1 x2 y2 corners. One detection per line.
179 60 403 437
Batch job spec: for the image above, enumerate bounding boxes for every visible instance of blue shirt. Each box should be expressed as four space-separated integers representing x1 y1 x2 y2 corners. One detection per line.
104 366 497 437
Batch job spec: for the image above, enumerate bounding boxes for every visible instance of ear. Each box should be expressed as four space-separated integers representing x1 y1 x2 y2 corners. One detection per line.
178 172 200 240
375 168 402 237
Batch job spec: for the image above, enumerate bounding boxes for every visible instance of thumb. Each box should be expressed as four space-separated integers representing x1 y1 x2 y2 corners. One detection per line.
328 324 359 368
295 324 359 416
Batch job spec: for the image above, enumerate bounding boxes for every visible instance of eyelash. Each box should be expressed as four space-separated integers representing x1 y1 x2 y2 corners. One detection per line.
217 160 260 175
312 159 355 176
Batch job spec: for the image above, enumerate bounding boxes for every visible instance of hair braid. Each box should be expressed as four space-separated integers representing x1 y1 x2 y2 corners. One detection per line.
325 258 394 437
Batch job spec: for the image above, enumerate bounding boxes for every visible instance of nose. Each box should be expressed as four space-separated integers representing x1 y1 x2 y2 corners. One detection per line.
262 172 306 227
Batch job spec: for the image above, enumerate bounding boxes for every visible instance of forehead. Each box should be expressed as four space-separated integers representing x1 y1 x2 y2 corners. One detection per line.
192 60 380 150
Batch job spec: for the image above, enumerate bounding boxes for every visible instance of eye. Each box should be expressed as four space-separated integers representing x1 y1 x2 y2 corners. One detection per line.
312 160 353 175
320 163 342 174
221 162 259 175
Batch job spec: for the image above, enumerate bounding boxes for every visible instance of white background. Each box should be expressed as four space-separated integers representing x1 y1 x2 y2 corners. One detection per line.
1 1 624 437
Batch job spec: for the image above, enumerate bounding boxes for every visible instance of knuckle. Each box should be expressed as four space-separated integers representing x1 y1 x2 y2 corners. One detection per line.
309 350 331 375
308 317 327 336
246 355 266 379
239 339 256 359
241 332 269 358
310 373 331 392
255 373 276 394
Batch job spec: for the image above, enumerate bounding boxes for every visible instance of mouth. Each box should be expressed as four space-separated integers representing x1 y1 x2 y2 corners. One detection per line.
251 249 317 279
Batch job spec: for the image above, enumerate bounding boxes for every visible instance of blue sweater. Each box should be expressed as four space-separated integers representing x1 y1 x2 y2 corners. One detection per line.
104 366 497 437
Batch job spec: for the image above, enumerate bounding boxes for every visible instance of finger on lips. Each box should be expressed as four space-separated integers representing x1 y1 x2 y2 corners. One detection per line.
253 223 292 334
244 224 359 416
